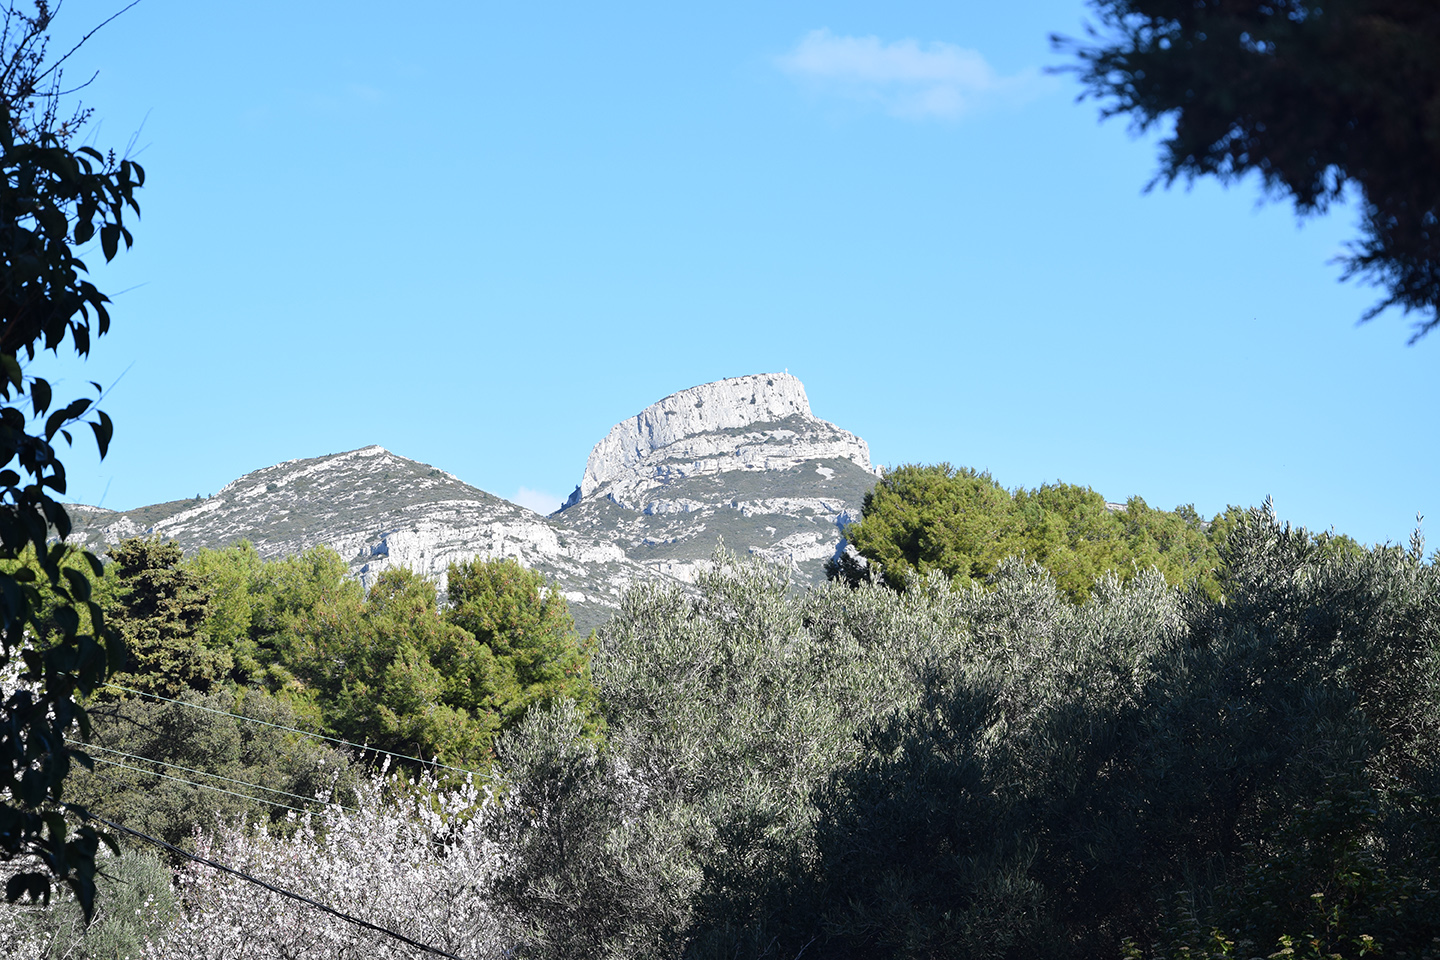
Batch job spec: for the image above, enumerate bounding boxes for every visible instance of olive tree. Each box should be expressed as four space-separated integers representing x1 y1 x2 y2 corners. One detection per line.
484 508 1438 959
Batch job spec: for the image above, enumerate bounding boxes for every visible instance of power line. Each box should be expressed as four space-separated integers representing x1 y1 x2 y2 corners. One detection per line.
87 756 317 817
87 813 473 960
67 738 357 812
100 682 494 779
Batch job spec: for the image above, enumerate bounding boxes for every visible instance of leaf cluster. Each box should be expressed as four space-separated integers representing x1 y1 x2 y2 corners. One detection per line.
103 538 228 697
835 462 1224 602
0 0 140 919
1057 0 1440 339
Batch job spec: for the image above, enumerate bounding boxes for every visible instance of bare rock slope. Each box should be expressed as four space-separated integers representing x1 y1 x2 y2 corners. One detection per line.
555 373 878 585
70 374 879 630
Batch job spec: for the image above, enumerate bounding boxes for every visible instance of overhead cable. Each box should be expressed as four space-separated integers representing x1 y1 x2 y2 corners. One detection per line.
87 813 473 960
66 738 357 812
87 755 317 817
99 682 494 779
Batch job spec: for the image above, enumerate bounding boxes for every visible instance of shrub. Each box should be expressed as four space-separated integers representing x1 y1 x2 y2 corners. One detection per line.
149 769 497 959
67 688 359 850
0 848 177 960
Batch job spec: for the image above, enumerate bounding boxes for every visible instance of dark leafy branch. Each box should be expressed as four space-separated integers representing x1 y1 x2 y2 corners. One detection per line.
0 0 139 920
1056 1 1440 341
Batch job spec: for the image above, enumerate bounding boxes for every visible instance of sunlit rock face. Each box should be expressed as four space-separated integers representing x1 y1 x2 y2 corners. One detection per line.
67 447 645 631
576 373 868 498
68 374 880 631
555 373 879 590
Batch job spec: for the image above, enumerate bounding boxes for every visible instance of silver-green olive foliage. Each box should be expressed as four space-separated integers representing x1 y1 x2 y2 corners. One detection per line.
0 1 140 918
486 506 1440 959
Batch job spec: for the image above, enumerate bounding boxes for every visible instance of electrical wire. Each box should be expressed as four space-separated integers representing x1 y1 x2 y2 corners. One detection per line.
87 755 317 817
100 682 495 779
86 813 473 960
65 738 357 812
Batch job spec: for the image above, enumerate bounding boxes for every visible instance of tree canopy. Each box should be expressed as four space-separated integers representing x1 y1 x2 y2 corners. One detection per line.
4 517 1437 957
481 515 1440 960
445 556 599 734
833 462 1225 601
105 538 227 697
1057 0 1440 340
169 543 601 770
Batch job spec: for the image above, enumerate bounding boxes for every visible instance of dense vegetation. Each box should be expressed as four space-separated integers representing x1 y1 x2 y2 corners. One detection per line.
482 505 1438 959
6 500 1434 959
831 463 1259 602
3 0 1435 948
1 537 600 869
161 540 596 770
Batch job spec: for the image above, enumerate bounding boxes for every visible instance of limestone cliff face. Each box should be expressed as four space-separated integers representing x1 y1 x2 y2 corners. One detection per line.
580 373 836 496
69 373 881 630
571 373 874 508
556 373 878 588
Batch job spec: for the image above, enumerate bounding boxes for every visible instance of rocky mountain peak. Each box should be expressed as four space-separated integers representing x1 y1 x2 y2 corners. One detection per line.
578 373 814 499
568 372 873 510
552 373 877 589
68 373 881 632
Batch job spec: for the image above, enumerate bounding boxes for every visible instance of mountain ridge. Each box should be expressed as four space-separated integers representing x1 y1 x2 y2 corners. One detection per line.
68 374 879 631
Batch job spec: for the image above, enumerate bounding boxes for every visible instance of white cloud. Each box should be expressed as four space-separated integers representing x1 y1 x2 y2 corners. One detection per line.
776 29 1054 120
513 486 564 516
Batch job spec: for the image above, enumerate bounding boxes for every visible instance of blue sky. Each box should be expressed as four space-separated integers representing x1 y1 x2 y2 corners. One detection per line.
35 1 1437 549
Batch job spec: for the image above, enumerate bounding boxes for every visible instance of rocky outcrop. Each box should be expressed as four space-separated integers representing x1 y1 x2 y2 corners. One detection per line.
68 446 647 631
569 374 874 509
573 373 872 501
68 373 882 630
555 373 879 588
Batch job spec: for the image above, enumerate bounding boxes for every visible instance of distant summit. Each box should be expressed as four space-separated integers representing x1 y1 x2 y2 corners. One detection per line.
556 373 877 585
568 372 872 506
67 446 643 629
70 374 880 630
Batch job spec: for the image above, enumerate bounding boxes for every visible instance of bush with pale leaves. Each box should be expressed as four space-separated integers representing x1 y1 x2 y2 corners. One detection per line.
147 768 499 960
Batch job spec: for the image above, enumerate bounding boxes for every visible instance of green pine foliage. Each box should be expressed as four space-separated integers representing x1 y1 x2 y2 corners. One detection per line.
16 536 603 779
0 543 118 644
83 539 605 772
282 565 504 769
104 537 230 697
182 542 364 706
445 556 600 734
835 463 1224 601
842 464 1020 585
